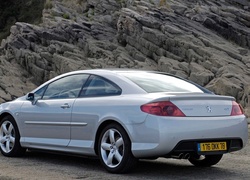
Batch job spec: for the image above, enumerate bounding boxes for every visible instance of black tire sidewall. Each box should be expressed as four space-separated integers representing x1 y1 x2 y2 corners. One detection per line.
189 154 223 167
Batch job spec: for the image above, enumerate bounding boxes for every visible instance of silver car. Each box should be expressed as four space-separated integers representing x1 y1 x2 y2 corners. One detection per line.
0 69 248 173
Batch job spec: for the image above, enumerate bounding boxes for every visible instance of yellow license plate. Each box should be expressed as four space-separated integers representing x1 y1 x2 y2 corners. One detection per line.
198 142 227 152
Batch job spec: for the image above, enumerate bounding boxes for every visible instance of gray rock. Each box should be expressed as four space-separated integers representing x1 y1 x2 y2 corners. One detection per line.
0 0 250 117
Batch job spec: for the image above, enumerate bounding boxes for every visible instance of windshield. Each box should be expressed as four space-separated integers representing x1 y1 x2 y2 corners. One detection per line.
120 72 204 93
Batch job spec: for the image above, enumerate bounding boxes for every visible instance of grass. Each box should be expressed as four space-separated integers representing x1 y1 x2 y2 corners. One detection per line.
62 13 70 19
159 0 166 6
45 0 53 9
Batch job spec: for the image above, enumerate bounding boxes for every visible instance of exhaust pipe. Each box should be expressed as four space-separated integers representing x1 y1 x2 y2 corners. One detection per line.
171 153 190 159
184 153 190 159
179 153 184 159
171 153 184 159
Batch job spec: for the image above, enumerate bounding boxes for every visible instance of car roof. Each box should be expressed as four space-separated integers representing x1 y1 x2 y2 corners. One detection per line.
31 69 151 95
65 69 153 74
60 69 175 77
30 69 213 95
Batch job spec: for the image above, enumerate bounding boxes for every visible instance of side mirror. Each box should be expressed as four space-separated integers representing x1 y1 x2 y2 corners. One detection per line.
27 93 39 105
27 93 34 101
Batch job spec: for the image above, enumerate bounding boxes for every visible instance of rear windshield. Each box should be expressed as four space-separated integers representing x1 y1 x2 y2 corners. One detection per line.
120 72 204 93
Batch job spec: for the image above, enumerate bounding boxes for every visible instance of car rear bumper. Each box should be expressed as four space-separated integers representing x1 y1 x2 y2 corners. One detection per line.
128 115 248 158
164 138 242 158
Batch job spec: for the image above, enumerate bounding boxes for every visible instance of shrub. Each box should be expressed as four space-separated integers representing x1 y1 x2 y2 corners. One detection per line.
159 0 166 6
45 0 53 9
62 13 70 19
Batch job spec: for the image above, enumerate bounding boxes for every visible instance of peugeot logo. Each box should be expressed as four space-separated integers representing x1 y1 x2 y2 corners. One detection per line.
206 106 212 113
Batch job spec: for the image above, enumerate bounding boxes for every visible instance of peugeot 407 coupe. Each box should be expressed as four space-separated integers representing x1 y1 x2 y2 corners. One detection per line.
0 69 248 173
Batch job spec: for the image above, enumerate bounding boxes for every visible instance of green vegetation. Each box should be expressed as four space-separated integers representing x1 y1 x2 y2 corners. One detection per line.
159 0 166 6
149 0 155 5
0 0 45 41
84 8 95 21
62 13 70 19
148 0 171 8
45 0 53 9
77 0 86 4
159 0 171 9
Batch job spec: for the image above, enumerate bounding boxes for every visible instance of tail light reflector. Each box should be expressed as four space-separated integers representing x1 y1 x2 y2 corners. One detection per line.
141 101 185 117
231 101 244 116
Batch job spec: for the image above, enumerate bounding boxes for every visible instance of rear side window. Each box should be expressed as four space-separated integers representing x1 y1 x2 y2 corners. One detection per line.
80 75 122 97
120 72 204 93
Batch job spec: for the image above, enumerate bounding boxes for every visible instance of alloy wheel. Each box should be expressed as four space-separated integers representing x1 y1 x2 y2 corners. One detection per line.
100 128 124 168
0 121 15 153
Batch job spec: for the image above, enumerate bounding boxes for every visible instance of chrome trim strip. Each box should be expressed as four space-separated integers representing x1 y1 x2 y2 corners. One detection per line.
71 122 88 126
25 121 87 126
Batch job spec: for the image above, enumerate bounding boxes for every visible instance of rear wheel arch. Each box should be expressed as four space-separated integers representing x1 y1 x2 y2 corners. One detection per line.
94 120 131 155
96 121 137 173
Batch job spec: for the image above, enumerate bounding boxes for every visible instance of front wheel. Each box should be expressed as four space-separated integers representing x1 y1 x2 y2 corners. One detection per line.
188 154 223 167
0 115 26 157
98 123 137 173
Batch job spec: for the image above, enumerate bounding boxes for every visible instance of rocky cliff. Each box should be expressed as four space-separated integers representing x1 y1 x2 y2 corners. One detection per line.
0 0 250 116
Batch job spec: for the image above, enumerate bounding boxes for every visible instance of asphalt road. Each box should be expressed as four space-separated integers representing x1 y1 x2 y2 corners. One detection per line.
0 129 249 180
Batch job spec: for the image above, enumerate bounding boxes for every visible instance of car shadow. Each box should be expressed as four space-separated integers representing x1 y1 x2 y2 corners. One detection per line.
23 151 240 179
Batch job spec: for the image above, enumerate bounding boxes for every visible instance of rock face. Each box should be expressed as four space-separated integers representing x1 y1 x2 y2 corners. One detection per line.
0 0 250 116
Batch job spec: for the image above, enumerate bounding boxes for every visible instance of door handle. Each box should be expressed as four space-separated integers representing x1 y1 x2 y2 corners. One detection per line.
60 103 70 109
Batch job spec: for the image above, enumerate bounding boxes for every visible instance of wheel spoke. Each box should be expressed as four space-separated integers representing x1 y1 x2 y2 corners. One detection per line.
0 136 7 143
109 129 115 144
8 124 14 134
116 137 123 148
6 140 10 152
2 123 8 134
107 151 115 165
101 142 111 151
114 151 122 163
10 136 15 144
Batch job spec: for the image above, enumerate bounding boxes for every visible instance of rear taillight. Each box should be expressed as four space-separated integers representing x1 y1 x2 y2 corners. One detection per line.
141 101 185 116
230 101 244 116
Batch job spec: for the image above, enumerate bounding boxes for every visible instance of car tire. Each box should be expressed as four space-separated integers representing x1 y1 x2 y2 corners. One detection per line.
0 115 26 157
188 154 223 167
98 123 137 173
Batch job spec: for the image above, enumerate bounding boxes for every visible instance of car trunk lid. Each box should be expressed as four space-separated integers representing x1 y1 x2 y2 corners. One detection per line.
149 93 235 117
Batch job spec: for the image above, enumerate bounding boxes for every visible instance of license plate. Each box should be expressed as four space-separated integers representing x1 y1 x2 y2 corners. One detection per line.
198 142 227 152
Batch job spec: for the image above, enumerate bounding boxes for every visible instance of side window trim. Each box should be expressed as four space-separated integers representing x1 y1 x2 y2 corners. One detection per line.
41 85 48 99
79 75 122 97
77 74 91 98
33 85 48 100
79 75 94 96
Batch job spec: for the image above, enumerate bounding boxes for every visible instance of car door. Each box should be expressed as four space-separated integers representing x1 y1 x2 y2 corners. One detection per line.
68 75 122 153
18 74 89 148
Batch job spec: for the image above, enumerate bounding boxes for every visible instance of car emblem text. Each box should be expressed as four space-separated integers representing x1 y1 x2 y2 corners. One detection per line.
206 106 212 113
